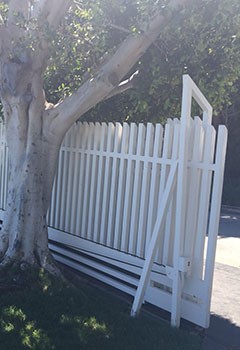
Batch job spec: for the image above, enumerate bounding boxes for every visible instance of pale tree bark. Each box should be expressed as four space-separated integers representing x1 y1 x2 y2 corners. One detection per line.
0 0 188 273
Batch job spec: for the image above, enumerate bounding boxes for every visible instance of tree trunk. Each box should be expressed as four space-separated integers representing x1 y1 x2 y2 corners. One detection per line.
0 98 62 273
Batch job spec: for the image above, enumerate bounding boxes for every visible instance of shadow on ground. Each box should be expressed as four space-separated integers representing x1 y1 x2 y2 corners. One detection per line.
219 210 240 238
202 314 240 350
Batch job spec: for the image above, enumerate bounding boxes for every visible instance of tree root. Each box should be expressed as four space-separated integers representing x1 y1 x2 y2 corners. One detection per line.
39 253 64 278
0 248 67 286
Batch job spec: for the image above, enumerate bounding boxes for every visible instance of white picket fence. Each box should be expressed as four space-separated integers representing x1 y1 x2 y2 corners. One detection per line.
0 75 227 328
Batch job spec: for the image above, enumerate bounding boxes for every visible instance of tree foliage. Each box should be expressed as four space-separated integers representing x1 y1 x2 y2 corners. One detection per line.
43 0 240 123
44 0 240 206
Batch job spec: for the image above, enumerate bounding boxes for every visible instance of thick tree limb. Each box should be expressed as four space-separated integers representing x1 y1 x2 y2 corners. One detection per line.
32 0 73 28
47 0 188 136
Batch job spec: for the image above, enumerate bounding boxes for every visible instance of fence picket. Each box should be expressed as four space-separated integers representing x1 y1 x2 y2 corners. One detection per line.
99 123 115 244
128 124 145 255
0 124 8 210
81 123 94 238
87 123 101 239
145 124 163 254
75 122 89 235
113 123 130 249
193 125 216 278
204 126 227 325
162 120 180 266
70 123 83 233
106 123 122 247
184 118 204 259
136 123 155 257
93 123 108 242
60 129 71 230
53 132 65 228
0 123 5 209
64 126 77 232
121 123 138 252
154 123 173 262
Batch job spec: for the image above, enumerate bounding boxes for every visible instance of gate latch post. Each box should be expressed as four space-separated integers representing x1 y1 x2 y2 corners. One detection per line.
166 256 191 279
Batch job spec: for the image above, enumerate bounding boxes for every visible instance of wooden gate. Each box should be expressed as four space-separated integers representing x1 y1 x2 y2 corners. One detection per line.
0 75 227 328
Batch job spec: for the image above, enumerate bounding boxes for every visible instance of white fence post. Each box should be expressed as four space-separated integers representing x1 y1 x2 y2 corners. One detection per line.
170 75 192 327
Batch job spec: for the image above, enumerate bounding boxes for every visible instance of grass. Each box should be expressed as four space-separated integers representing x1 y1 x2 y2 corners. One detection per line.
0 267 202 350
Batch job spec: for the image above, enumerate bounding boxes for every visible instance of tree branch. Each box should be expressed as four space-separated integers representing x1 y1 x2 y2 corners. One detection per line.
32 0 73 29
108 23 132 35
46 0 188 136
103 71 139 101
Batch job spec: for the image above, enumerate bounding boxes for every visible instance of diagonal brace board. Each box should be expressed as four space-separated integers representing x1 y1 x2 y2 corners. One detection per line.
130 161 178 317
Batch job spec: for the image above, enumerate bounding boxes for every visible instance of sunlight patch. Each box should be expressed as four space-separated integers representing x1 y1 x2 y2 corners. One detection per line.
1 322 14 332
83 317 107 333
20 321 50 349
60 314 109 336
0 305 53 349
2 306 26 321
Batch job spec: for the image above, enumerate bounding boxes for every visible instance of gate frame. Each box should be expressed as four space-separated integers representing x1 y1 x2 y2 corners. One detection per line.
130 74 217 327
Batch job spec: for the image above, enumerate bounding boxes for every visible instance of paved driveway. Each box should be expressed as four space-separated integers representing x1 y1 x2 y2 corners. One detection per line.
202 207 240 350
216 208 240 268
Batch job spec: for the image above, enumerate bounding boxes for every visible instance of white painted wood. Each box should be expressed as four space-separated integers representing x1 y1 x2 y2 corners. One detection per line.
54 132 65 228
0 123 4 209
59 129 70 230
0 123 3 209
171 75 192 328
69 124 82 233
81 123 94 238
87 123 101 239
0 123 8 211
131 161 177 317
183 74 212 125
65 126 77 232
193 125 216 279
93 123 108 242
155 123 174 263
121 123 138 252
129 123 145 255
74 123 89 236
162 121 180 266
2 123 6 209
48 227 166 276
136 123 154 257
184 117 204 260
113 123 130 250
203 125 228 327
100 123 115 244
145 124 163 254
106 123 122 247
